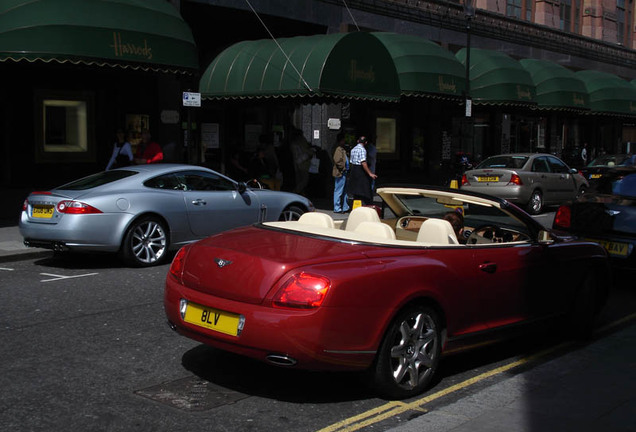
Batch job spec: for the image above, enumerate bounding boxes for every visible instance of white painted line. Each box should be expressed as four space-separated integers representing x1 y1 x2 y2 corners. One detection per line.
0 267 15 271
40 272 99 283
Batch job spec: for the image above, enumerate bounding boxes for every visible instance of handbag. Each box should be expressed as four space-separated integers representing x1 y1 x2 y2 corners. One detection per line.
113 145 131 168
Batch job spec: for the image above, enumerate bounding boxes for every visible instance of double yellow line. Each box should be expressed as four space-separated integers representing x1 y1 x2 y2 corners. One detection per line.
318 313 636 432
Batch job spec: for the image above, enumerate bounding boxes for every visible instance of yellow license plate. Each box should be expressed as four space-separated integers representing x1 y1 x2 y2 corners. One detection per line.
477 176 499 182
590 174 602 179
183 302 242 336
32 205 54 219
587 238 630 257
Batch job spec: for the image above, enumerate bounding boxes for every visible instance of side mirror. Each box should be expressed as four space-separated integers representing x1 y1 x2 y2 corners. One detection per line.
238 182 247 194
569 168 578 174
538 230 555 245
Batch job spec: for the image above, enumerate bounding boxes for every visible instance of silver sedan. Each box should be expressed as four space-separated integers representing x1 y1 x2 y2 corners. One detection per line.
20 164 314 266
461 153 588 214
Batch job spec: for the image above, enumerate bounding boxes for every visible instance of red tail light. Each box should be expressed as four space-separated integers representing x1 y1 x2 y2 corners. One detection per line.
273 273 331 309
56 200 102 214
22 200 28 212
461 174 469 186
169 247 188 280
508 174 523 186
554 205 571 229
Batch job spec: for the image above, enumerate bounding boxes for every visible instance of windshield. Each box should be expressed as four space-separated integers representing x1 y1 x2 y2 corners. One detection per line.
476 155 529 169
56 170 138 190
391 193 529 234
587 155 628 167
595 172 636 198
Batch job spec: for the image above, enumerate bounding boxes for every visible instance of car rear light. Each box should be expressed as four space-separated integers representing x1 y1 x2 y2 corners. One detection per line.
56 200 102 214
461 174 469 186
272 272 331 309
169 247 188 280
508 174 523 186
22 200 28 212
554 205 571 229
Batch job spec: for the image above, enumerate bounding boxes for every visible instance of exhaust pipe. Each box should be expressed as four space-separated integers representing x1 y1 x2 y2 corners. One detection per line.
53 242 69 252
266 354 297 367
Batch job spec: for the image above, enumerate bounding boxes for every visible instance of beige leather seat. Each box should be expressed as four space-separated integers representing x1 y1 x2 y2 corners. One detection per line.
353 221 396 241
416 218 459 245
345 206 381 231
298 212 335 229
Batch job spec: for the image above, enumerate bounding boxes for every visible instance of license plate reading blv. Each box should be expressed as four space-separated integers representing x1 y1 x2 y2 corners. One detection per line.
183 301 244 336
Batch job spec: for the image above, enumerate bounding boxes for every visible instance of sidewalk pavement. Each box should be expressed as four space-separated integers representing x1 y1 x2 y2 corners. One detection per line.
2 200 634 432
388 321 636 432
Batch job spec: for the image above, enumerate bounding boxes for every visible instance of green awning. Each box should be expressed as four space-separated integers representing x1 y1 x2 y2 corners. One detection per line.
576 70 636 116
456 48 536 106
519 59 589 110
0 0 198 73
372 32 465 99
199 32 400 101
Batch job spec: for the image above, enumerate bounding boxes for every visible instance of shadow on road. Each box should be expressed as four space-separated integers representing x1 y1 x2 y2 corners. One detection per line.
182 344 375 403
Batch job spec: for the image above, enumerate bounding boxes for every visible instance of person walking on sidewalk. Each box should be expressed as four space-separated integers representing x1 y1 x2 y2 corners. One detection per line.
332 133 350 213
347 135 377 206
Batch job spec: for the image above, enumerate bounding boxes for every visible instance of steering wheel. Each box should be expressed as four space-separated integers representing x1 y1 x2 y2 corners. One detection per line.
466 224 501 244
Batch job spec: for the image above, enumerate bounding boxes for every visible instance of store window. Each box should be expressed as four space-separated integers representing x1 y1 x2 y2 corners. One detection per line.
35 90 95 163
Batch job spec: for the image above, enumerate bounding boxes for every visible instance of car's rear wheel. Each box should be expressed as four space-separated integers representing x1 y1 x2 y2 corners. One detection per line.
373 305 441 399
526 189 543 215
121 216 169 267
279 205 304 221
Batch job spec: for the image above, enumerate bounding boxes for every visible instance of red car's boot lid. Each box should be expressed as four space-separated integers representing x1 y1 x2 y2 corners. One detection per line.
180 226 368 305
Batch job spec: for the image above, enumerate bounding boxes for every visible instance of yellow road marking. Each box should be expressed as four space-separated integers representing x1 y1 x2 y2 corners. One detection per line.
317 313 636 432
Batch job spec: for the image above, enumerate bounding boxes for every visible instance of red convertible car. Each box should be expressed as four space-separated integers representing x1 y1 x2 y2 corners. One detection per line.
164 186 609 399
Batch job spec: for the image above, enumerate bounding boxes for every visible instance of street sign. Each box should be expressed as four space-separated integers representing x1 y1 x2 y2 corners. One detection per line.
183 92 201 107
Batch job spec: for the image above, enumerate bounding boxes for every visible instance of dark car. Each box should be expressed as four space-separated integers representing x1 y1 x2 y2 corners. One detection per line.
165 186 609 399
580 154 633 186
554 166 636 270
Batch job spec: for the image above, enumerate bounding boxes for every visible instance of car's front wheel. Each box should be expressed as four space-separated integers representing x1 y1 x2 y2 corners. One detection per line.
526 189 543 215
279 205 304 221
121 216 169 267
373 305 442 399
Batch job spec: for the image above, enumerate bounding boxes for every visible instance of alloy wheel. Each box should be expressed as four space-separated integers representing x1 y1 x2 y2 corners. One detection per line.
130 220 167 265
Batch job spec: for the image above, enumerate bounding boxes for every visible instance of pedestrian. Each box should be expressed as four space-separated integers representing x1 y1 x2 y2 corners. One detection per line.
134 129 163 165
366 138 377 192
332 133 350 213
581 143 588 166
289 127 313 195
347 135 377 206
106 129 133 170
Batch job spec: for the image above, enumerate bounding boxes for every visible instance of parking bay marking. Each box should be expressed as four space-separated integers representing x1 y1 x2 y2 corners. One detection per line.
0 267 15 271
40 272 99 283
318 312 636 432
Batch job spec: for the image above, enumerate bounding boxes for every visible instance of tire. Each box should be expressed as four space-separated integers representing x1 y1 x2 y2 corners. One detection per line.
372 305 442 399
526 189 543 215
279 205 304 221
120 216 169 267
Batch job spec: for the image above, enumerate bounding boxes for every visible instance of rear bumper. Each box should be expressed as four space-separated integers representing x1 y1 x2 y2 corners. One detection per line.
19 211 133 252
460 185 529 204
164 276 377 371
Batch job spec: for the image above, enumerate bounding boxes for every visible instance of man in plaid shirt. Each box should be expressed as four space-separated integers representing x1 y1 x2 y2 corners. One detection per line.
346 136 377 205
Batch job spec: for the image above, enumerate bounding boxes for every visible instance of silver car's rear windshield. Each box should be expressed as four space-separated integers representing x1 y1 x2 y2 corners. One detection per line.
57 170 138 190
477 156 528 169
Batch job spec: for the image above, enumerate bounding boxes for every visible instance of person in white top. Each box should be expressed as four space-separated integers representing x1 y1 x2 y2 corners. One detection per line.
106 129 134 170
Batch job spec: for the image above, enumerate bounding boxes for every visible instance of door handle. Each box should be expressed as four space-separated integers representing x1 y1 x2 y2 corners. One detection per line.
191 199 207 206
479 262 497 273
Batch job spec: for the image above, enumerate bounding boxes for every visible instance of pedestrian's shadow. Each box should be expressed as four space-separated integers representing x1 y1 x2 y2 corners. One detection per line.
181 344 374 403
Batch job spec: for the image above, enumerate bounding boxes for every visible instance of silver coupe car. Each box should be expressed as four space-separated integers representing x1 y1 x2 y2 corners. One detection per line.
461 153 588 214
20 164 314 266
